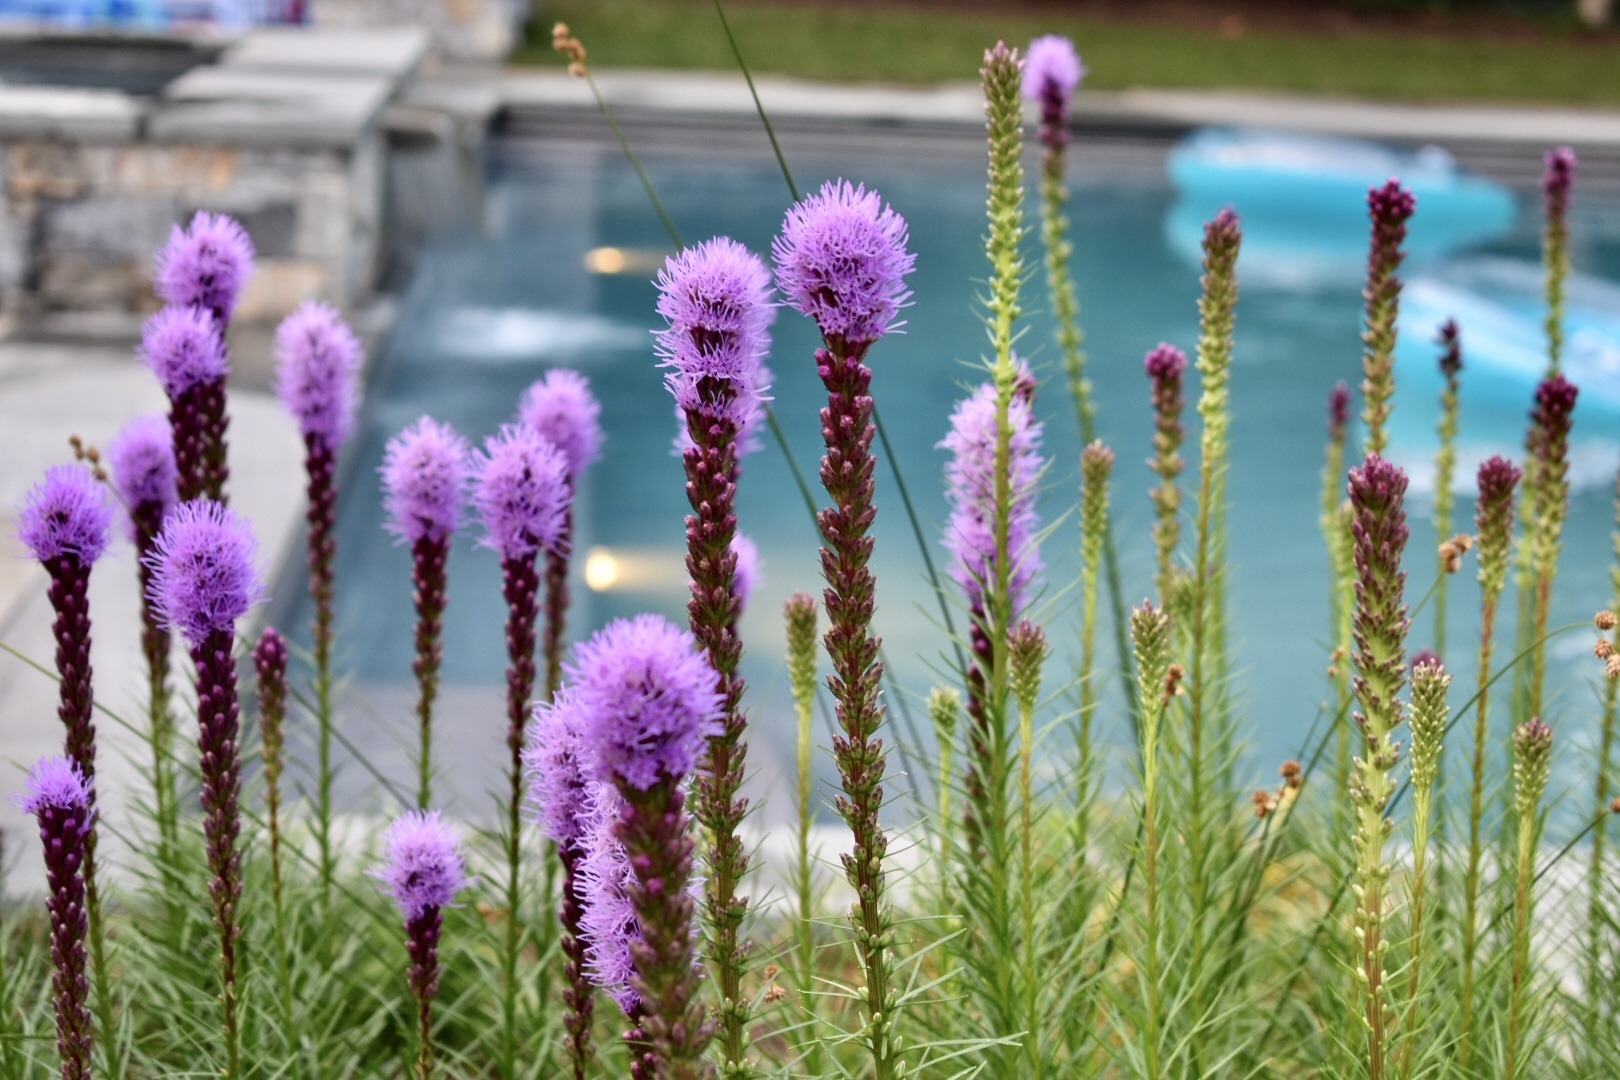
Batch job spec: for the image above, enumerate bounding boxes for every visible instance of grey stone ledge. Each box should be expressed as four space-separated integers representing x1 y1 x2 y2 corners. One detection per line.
221 25 430 80
152 67 392 148
0 85 145 140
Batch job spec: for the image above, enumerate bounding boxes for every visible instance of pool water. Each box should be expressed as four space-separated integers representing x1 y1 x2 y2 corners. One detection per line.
290 132 1619 822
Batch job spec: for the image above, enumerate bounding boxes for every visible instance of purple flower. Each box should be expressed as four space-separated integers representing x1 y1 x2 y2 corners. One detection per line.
1328 381 1352 441
518 369 604 483
1544 146 1576 208
576 782 640 1013
526 688 593 850
375 810 468 922
146 499 264 645
107 415 177 530
772 180 916 347
671 360 773 458
18 464 112 565
140 305 228 398
381 417 470 546
14 756 93 823
1022 34 1084 101
471 424 570 561
657 237 775 393
1437 319 1463 379
939 379 1046 614
731 533 761 614
1410 648 1443 673
1530 373 1579 454
570 614 724 791
153 211 255 323
274 301 364 449
1144 342 1186 388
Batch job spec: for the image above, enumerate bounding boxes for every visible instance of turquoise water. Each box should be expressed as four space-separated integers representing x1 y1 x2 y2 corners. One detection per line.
292 134 1618 818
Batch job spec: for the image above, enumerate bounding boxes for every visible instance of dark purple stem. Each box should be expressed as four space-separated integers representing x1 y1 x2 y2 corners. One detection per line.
171 376 230 504
193 627 243 1078
559 845 594 1080
500 552 540 1068
961 606 993 860
626 1004 656 1080
305 434 337 896
35 795 93 1080
543 507 573 703
253 630 288 921
617 781 714 1079
411 536 448 810
406 907 443 1080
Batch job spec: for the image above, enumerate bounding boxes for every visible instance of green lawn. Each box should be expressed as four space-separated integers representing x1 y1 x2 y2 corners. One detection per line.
521 0 1620 105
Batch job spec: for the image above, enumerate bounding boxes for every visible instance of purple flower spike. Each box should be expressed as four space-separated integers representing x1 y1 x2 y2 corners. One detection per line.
153 211 255 325
1544 147 1576 208
146 499 264 646
107 416 178 535
519 369 604 483
274 301 364 449
19 464 112 566
572 614 723 791
939 380 1046 616
1329 381 1352 441
658 237 774 393
773 179 915 349
471 423 570 561
526 689 593 850
577 783 641 1013
141 305 229 398
382 417 470 546
1022 34 1084 101
1437 319 1463 379
376 810 468 922
16 756 93 821
731 533 761 614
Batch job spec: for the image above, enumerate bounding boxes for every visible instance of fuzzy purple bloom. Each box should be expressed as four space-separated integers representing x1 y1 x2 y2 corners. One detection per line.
273 301 364 448
518 369 604 483
1329 381 1352 441
939 378 1046 615
146 499 264 645
153 211 254 324
15 756 93 822
375 810 468 922
730 533 761 614
1531 373 1580 451
657 237 775 402
381 417 470 545
1144 342 1187 387
106 416 178 533
1544 147 1576 208
576 782 641 1013
1022 34 1084 101
773 180 915 347
571 614 724 792
18 464 112 566
141 305 229 398
1437 319 1463 379
526 688 594 850
471 424 570 561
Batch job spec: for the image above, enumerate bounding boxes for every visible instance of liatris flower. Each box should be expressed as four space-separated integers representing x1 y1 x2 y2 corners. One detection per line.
1076 441 1113 859
526 690 597 1080
153 211 254 329
108 414 182 859
1022 34 1083 154
1008 617 1047 1069
1459 454 1522 1064
381 417 471 809
784 593 821 1062
274 300 363 893
571 615 721 1077
657 237 775 1072
1346 452 1412 1080
141 304 230 504
775 175 913 1079
14 757 95 1080
253 628 289 932
1543 147 1576 370
472 421 568 1074
1433 320 1464 662
1129 601 1174 1080
1401 657 1450 1076
519 368 605 699
577 782 640 1013
1505 718 1553 1080
1525 374 1579 720
147 499 264 1079
376 811 468 1080
1145 343 1188 598
1360 180 1417 457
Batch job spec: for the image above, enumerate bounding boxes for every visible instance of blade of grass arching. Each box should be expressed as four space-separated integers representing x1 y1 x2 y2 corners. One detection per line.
713 0 797 201
582 73 683 248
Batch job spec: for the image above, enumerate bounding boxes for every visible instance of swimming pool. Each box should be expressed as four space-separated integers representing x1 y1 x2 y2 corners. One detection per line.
289 127 1619 821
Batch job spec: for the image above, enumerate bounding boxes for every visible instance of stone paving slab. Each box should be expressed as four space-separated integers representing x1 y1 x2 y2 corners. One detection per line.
153 67 393 147
222 25 430 80
0 86 144 140
0 342 304 898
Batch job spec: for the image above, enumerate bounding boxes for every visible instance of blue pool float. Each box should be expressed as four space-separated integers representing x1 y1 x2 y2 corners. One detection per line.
1395 258 1620 434
1165 128 1517 286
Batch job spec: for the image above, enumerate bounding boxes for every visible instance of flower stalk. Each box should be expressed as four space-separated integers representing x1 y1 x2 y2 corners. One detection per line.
1359 181 1416 458
786 591 822 1065
1505 718 1553 1080
1399 656 1448 1080
1145 344 1188 602
1432 320 1463 661
1130 602 1174 1080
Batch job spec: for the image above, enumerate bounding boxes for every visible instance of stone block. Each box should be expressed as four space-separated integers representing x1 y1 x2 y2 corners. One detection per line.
222 26 430 80
0 86 143 141
153 68 392 149
37 255 147 311
39 196 178 259
113 146 239 197
235 258 329 323
7 142 94 201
